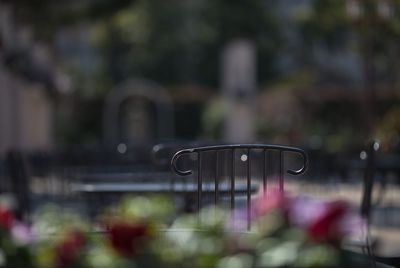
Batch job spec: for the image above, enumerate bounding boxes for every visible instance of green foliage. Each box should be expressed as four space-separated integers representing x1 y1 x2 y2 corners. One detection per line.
374 107 400 152
299 0 350 49
91 0 281 86
300 0 400 81
296 0 400 145
10 0 136 40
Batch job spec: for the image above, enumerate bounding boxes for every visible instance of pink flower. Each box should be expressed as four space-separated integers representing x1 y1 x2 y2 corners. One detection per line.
289 196 328 227
339 212 365 241
11 223 32 245
253 189 288 219
227 208 248 231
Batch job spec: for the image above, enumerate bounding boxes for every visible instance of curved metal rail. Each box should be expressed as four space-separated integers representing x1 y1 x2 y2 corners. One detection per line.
171 144 308 177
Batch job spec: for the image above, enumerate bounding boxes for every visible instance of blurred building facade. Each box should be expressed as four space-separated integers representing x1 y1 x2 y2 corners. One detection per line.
0 69 53 153
0 2 66 154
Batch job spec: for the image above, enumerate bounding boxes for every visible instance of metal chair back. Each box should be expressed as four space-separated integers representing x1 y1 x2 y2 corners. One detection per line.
171 144 308 226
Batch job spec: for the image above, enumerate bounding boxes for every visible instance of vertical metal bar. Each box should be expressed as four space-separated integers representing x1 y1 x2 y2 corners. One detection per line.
247 149 251 230
279 150 284 192
198 152 202 212
215 151 219 206
263 149 267 194
170 169 175 193
361 142 376 221
230 149 235 210
183 175 187 193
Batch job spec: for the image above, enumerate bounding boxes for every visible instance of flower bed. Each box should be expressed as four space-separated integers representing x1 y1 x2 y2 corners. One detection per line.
0 191 366 268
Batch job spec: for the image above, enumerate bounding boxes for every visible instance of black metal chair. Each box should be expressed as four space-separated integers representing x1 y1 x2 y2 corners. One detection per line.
359 140 400 267
171 144 308 226
5 150 31 220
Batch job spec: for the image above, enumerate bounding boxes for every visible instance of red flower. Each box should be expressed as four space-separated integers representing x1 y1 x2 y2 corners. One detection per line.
0 206 14 230
55 230 86 268
108 222 150 257
307 201 347 243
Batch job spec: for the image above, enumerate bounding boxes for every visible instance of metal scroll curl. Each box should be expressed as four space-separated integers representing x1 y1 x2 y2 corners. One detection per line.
171 148 197 176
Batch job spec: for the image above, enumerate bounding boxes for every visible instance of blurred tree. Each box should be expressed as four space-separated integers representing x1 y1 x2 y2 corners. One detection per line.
375 107 400 152
92 0 281 87
300 0 350 50
299 0 400 91
2 0 282 144
4 0 136 40
298 0 400 149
